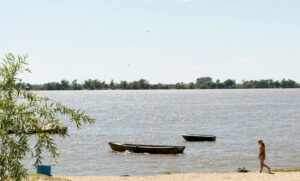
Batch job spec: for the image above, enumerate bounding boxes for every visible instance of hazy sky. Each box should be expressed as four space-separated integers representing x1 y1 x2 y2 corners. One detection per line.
1 0 300 84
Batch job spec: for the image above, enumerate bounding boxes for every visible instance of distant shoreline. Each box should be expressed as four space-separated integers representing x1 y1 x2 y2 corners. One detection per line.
30 88 300 91
19 78 300 90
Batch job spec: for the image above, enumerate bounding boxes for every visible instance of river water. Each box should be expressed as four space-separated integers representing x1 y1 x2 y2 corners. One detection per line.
24 89 300 175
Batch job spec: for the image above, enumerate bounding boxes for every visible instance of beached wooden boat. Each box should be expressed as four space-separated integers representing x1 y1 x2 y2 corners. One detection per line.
182 134 216 141
108 142 185 154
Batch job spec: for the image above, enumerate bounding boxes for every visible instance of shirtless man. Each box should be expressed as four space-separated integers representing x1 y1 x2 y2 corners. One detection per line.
258 140 271 173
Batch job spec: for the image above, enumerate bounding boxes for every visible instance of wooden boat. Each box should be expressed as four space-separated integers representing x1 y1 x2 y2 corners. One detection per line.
108 142 185 154
182 134 216 141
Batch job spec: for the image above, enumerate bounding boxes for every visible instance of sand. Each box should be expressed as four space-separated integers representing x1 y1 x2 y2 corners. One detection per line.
45 172 300 181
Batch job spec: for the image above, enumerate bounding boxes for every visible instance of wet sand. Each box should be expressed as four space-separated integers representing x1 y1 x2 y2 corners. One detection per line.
46 172 300 181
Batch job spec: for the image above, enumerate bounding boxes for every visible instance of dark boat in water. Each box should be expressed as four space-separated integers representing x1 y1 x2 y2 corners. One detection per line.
108 142 185 154
182 134 216 141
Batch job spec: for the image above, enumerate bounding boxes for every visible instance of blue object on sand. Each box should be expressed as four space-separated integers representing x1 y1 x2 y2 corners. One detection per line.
37 165 51 176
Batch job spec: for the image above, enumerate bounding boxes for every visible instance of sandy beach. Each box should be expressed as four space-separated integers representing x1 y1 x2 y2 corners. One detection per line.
38 172 300 181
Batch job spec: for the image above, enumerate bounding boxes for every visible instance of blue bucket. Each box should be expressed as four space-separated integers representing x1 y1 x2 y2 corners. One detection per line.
37 165 51 176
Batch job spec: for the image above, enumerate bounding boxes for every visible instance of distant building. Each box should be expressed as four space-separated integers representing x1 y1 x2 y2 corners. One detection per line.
196 77 212 83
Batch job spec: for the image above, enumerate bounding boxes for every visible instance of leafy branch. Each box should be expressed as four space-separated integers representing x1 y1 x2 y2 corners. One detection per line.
0 53 95 181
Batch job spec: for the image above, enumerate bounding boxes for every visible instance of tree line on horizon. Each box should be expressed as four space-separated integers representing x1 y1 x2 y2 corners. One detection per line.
17 77 300 90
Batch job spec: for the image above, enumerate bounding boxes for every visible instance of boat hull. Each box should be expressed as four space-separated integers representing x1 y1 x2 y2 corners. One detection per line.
182 134 216 141
109 142 185 154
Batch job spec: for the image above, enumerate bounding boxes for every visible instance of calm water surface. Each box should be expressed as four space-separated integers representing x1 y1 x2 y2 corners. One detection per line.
25 89 300 175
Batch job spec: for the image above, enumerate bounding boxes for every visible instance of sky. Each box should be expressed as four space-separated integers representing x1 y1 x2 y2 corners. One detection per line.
0 0 300 84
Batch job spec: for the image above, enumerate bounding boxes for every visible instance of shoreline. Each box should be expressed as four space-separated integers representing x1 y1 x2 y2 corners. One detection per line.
31 171 300 181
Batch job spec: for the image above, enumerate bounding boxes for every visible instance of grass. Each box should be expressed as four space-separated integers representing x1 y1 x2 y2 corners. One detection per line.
27 174 71 181
272 169 300 172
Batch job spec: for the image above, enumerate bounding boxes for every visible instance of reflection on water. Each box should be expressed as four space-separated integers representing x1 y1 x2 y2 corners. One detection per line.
24 89 300 175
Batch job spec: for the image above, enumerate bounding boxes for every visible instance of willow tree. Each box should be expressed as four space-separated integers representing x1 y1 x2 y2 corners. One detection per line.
0 53 95 181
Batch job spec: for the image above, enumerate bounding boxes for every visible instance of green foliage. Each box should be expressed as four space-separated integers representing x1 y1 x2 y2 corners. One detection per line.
70 80 82 90
0 53 95 181
82 79 107 90
223 79 236 88
109 80 115 90
186 82 195 89
15 77 300 91
138 79 150 89
280 79 297 88
60 80 69 90
174 82 186 89
119 81 128 89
